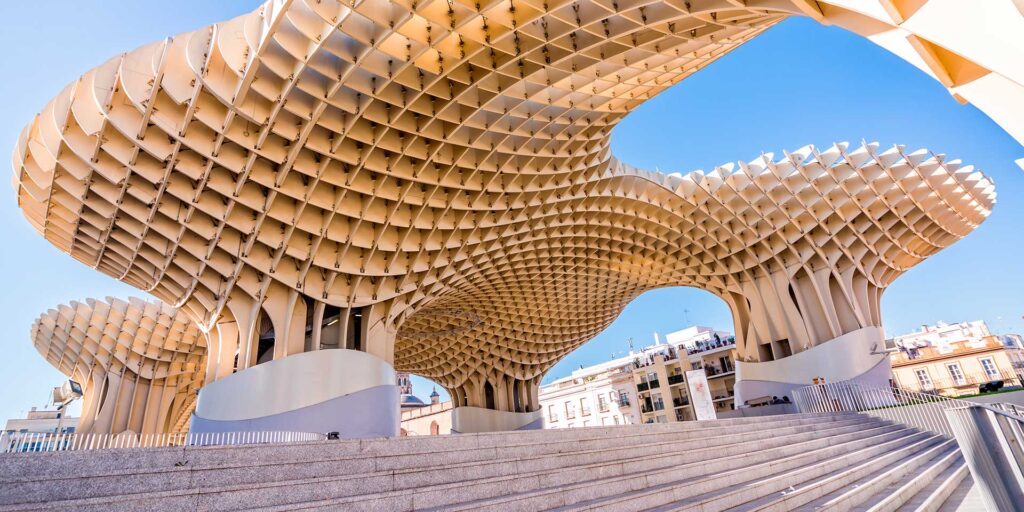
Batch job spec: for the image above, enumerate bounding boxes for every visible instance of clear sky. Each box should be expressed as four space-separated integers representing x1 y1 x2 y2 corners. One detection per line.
0 2 1020 419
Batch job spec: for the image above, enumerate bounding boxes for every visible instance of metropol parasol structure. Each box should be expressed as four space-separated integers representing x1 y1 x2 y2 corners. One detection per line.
14 0 1016 436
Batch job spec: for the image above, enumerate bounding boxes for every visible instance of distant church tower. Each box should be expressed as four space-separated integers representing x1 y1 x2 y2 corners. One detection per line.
397 372 413 395
397 373 428 411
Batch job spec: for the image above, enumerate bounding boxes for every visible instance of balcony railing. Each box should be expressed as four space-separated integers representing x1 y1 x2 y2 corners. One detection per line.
617 398 631 407
637 381 650 392
673 397 690 407
686 336 736 355
705 364 734 377
667 374 685 385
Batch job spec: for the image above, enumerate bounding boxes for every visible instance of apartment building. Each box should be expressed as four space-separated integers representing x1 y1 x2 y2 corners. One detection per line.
539 357 640 429
3 407 78 436
540 326 738 428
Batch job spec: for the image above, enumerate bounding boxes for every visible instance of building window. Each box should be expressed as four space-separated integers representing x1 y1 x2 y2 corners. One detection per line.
598 395 608 412
915 369 933 391
946 363 966 385
580 397 591 416
980 357 999 379
618 390 629 406
548 404 558 422
565 401 576 419
653 396 665 411
613 415 621 425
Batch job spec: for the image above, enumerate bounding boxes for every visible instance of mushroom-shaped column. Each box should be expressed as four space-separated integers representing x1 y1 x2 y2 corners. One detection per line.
711 143 995 403
190 292 401 438
32 297 206 435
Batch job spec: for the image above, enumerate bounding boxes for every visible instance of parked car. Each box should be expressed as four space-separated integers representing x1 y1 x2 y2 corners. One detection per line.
979 380 1005 393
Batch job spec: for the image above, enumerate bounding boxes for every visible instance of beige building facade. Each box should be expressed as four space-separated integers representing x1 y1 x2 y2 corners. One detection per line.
400 400 453 436
12 0 1008 435
890 322 1024 397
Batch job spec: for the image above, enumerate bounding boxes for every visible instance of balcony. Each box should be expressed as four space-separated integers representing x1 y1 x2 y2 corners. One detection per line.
667 374 685 386
705 364 735 378
686 336 736 356
617 397 631 407
637 381 650 392
673 396 690 408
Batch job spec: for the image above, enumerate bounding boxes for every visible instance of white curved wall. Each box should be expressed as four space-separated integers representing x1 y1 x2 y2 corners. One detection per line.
192 349 399 437
451 406 544 433
736 327 886 386
734 326 892 405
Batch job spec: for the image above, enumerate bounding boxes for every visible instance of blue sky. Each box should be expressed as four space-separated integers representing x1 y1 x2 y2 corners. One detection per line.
0 2 1020 418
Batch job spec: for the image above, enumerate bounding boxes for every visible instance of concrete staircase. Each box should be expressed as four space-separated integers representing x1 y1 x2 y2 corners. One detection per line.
0 412 983 511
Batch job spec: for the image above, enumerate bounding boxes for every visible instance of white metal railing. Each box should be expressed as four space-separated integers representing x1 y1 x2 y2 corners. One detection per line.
944 402 1024 511
794 381 1024 510
792 381 969 437
0 430 326 454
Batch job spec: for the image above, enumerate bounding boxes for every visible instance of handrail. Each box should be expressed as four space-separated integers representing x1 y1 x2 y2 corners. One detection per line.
0 430 327 454
792 381 971 437
794 381 1024 511
944 402 1024 511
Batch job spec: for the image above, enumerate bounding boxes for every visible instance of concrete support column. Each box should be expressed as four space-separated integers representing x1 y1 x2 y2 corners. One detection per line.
363 302 396 364
727 268 881 364
310 301 326 351
263 283 308 361
214 320 240 380
225 292 261 371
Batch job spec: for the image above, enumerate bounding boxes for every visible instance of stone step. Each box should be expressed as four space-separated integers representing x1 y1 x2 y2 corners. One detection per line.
0 415 884 507
929 471 982 512
853 446 963 512
0 412 853 483
716 436 950 512
786 440 959 511
0 414 870 506
0 413 978 512
572 429 938 512
325 422 915 512
219 418 898 512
